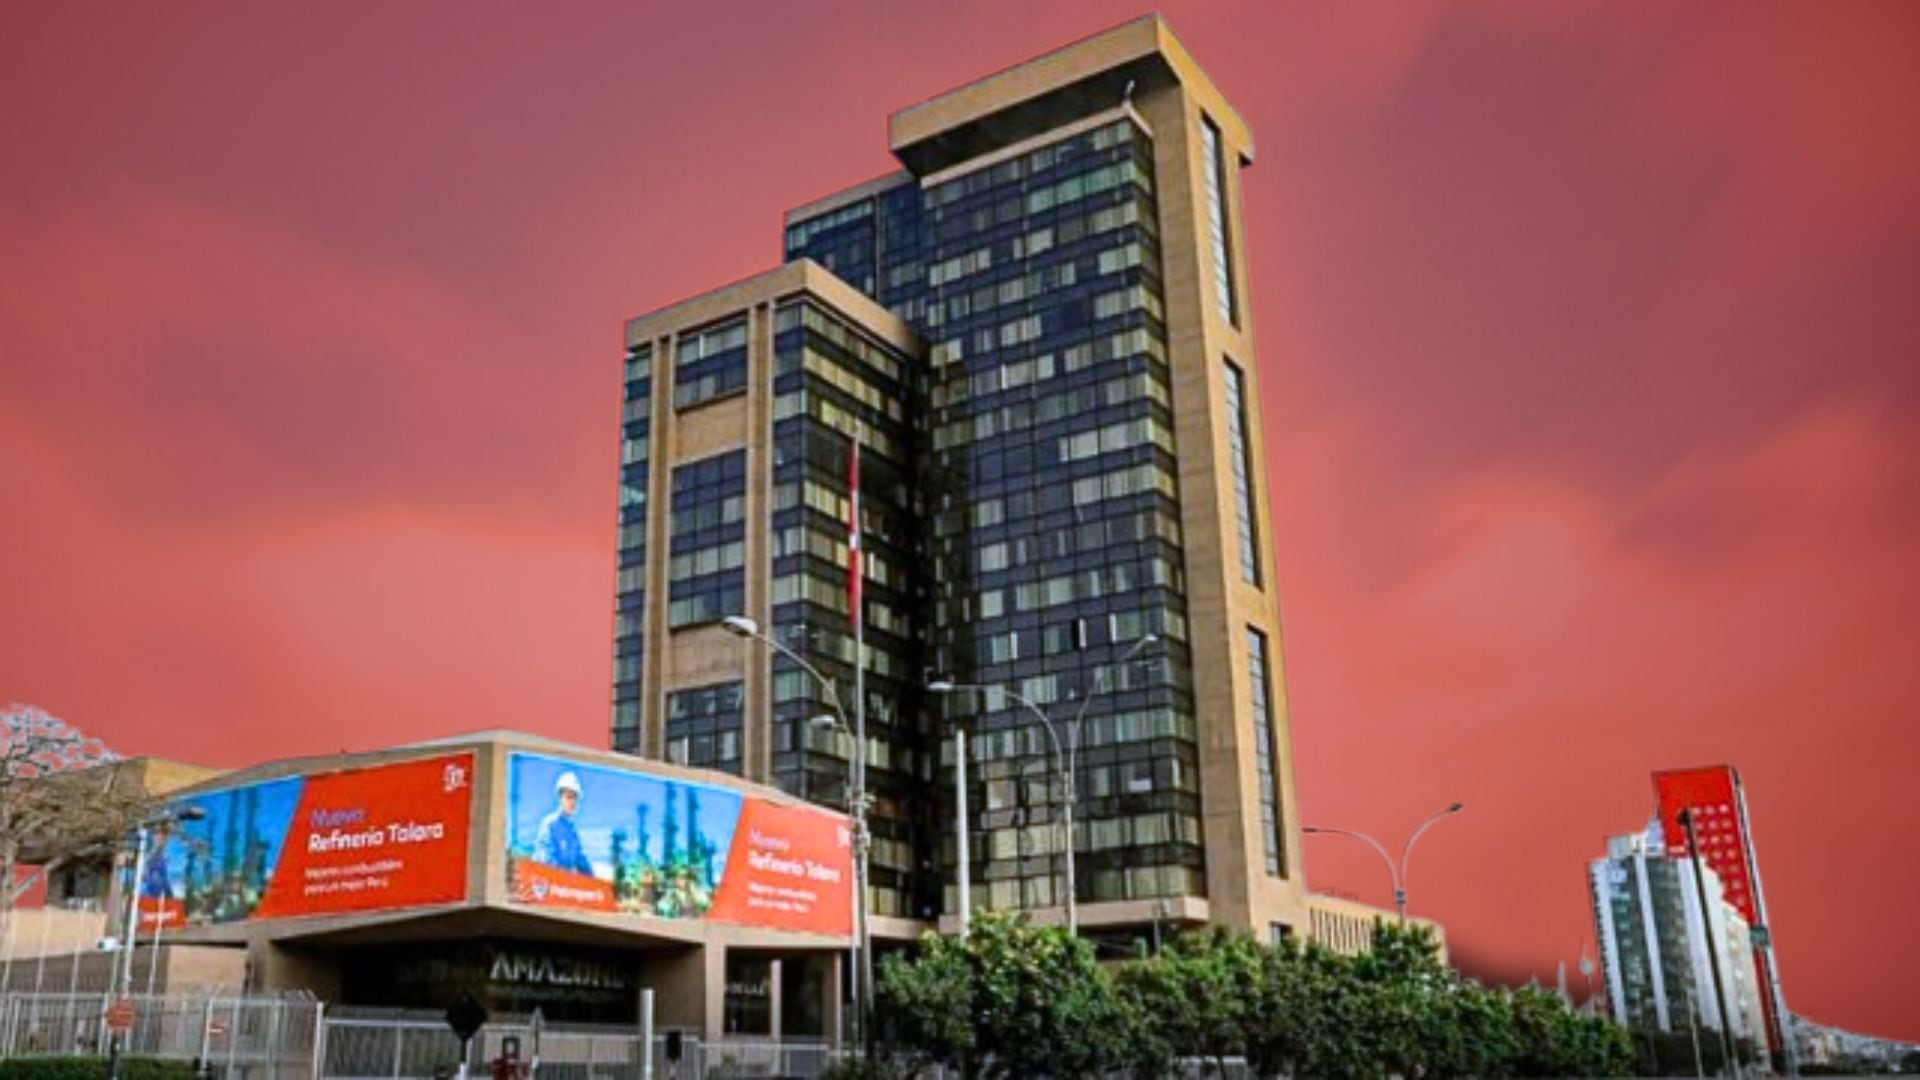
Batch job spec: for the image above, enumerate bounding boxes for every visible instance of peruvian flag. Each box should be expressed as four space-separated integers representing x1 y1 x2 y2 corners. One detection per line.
847 437 862 631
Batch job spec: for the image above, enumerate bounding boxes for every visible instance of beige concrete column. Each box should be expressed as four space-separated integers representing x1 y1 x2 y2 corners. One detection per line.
703 944 728 1039
638 945 709 1032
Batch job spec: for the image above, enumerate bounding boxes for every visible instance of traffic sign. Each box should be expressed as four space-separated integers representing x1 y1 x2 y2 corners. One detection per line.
106 1000 136 1033
445 992 488 1044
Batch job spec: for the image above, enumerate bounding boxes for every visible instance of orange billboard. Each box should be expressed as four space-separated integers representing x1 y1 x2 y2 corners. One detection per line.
141 754 474 928
505 752 852 937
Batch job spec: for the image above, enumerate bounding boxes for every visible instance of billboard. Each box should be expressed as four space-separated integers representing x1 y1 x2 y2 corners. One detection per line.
504 752 852 937
138 754 474 929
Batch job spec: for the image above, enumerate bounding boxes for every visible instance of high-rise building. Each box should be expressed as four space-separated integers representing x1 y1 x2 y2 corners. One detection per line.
612 15 1309 943
1588 822 1770 1055
1654 765 1793 1067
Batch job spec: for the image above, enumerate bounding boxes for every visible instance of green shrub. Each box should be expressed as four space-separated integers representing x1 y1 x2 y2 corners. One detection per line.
0 1057 192 1080
119 1059 194 1080
0 1057 105 1080
817 1058 910 1080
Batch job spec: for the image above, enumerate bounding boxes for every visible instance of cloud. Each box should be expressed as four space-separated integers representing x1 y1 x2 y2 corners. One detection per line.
0 186 608 536
1287 396 1920 1033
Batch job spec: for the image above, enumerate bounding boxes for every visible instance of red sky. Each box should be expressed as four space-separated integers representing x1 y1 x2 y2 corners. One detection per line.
4 1 1917 1040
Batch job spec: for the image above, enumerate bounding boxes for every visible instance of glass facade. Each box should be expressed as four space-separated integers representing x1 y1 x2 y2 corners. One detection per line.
791 118 1207 916
768 298 929 920
782 178 928 328
667 451 747 628
1223 358 1261 587
623 29 1298 933
674 318 749 410
1200 114 1237 326
665 681 745 774
1246 626 1283 877
784 199 879 297
612 344 653 754
922 119 1202 912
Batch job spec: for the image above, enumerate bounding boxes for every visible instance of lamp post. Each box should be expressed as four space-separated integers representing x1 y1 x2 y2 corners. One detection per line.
929 634 1158 935
108 805 203 1079
721 616 869 1055
1302 802 1464 923
1678 808 1741 1080
116 805 206 1000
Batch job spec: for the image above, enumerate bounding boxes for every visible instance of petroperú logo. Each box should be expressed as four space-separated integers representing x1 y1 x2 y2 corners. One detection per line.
443 762 470 794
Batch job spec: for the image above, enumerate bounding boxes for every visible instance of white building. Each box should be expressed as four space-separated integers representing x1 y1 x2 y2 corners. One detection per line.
1588 822 1770 1058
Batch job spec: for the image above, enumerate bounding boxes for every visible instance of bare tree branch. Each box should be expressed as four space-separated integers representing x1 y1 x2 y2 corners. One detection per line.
2 704 140 928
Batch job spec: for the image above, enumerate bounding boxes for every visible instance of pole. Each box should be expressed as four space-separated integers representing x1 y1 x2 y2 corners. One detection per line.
639 988 654 1080
198 998 214 1069
1061 733 1075 933
3 897 15 995
144 898 167 998
118 828 149 1000
846 850 860 1054
848 436 873 1058
1689 997 1706 1078
1730 774 1796 1075
1681 810 1740 1080
312 1001 328 1080
33 904 52 993
105 828 149 1077
955 726 970 938
726 617 859 1054
1398 803 1465 925
1057 635 1155 934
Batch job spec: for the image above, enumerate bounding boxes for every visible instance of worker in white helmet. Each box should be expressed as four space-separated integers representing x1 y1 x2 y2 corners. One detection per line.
534 770 595 876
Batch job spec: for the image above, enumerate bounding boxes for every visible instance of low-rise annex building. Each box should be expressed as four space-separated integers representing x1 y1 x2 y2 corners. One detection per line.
5 731 860 1043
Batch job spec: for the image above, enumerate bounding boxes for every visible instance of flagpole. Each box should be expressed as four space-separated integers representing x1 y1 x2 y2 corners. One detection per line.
847 435 873 1057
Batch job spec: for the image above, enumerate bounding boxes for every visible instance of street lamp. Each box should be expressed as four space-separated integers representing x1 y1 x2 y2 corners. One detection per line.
107 804 203 1080
1678 808 1742 1080
929 634 1158 935
1303 801 1464 923
116 804 206 999
721 615 870 1055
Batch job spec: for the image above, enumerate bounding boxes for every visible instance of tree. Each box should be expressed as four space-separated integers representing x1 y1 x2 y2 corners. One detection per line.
1 705 138 930
878 909 1638 1079
1115 927 1266 1070
1506 985 1632 1077
877 910 1128 1078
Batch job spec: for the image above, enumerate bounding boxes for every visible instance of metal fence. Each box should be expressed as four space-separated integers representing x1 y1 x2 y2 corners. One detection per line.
321 1015 833 1080
0 991 324 1080
0 998 845 1080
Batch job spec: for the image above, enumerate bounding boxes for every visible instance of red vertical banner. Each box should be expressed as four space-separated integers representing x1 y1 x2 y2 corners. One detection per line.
1653 767 1751 920
1654 765 1783 1058
847 437 861 630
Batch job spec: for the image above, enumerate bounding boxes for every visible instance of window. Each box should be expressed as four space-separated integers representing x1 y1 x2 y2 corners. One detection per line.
668 450 747 627
723 954 772 1035
1201 114 1237 326
1224 359 1261 586
1248 626 1285 876
674 317 749 410
666 681 745 775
